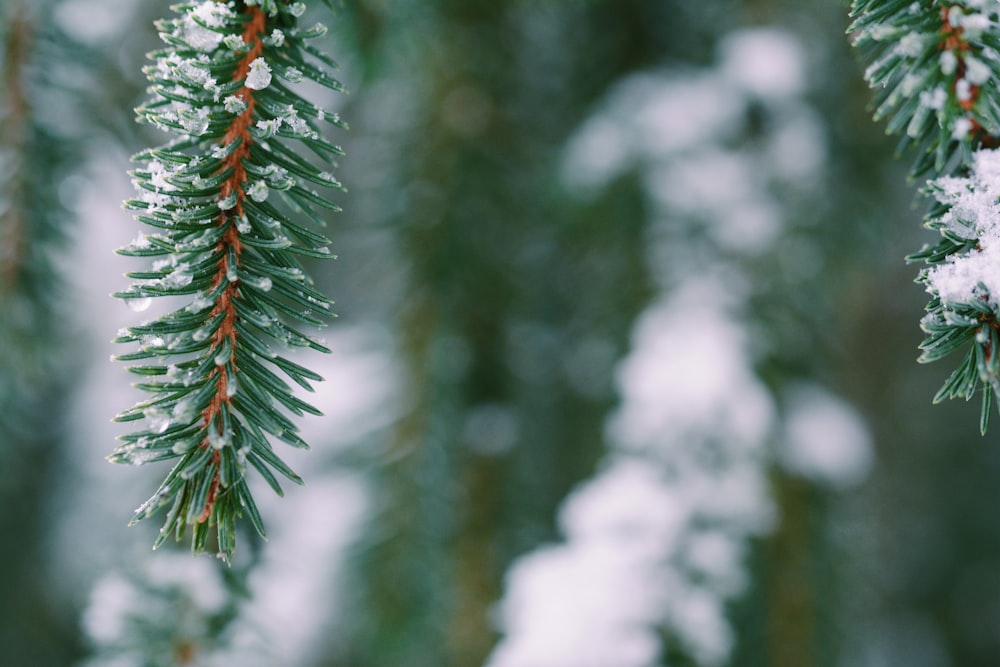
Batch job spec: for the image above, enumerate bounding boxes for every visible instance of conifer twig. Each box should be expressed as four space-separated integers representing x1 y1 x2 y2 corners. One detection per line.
113 0 346 562
852 1 1000 432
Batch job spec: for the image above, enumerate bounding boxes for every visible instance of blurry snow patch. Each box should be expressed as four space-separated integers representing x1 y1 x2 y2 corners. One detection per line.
779 384 874 490
80 553 233 663
487 463 680 667
561 74 742 191
293 325 399 450
645 151 783 254
719 28 806 99
766 110 828 183
609 278 774 453
224 475 367 666
81 574 142 645
561 26 823 261
55 0 137 44
489 277 774 667
559 461 687 548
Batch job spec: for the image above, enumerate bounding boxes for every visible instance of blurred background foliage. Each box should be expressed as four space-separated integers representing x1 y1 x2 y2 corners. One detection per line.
3 0 1000 666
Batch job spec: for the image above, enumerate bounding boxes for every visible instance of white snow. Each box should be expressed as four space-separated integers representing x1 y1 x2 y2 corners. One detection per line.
489 281 777 667
182 1 234 52
779 384 874 489
489 24 861 667
719 28 806 99
125 297 152 313
940 50 958 76
248 180 270 202
925 148 1000 308
245 58 272 91
224 95 247 115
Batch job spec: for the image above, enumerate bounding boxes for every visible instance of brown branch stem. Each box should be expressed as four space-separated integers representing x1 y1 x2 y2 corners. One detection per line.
197 6 267 524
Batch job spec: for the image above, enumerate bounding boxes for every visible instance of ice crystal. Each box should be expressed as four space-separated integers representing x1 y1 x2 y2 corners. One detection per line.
224 95 247 114
248 180 270 202
245 57 272 90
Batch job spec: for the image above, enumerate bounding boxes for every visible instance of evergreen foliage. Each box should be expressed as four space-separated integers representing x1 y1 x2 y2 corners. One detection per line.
112 0 346 562
852 1 1000 432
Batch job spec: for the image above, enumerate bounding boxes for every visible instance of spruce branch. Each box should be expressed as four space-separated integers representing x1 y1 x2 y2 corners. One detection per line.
852 1 1000 432
112 0 346 562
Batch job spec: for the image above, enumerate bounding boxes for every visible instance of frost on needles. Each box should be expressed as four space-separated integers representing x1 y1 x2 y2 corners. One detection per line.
111 0 347 562
852 0 1000 433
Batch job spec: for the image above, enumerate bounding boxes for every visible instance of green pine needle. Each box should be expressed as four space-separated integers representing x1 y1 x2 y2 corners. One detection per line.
112 0 345 563
852 0 1000 434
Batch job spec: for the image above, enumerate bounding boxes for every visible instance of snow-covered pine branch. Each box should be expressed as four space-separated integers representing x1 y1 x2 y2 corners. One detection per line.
852 0 1000 432
112 0 346 562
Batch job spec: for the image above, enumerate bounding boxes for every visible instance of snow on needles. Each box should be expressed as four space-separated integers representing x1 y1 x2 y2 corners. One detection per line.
925 148 1000 309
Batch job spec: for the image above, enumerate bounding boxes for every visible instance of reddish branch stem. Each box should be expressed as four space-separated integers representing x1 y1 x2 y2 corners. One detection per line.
938 5 1000 147
197 6 267 524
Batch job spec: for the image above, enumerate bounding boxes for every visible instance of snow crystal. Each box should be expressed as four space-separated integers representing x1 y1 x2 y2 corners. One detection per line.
919 87 947 111
284 66 303 83
189 294 213 312
289 2 306 17
218 191 238 210
224 34 247 51
163 265 193 288
171 440 194 456
190 0 232 28
940 50 958 76
318 172 340 186
256 118 282 138
897 33 923 58
145 407 172 434
172 398 196 421
281 108 311 136
956 78 973 103
965 56 992 86
248 180 270 202
207 429 230 449
179 59 211 85
129 233 150 250
958 11 992 39
948 5 965 27
900 73 922 98
266 29 285 47
953 116 974 140
779 384 874 489
178 107 211 136
126 297 152 313
245 58 272 90
224 95 247 115
183 20 223 52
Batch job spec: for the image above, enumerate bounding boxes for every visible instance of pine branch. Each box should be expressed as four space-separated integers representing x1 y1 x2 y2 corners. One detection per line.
852 1 1000 433
113 0 346 562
